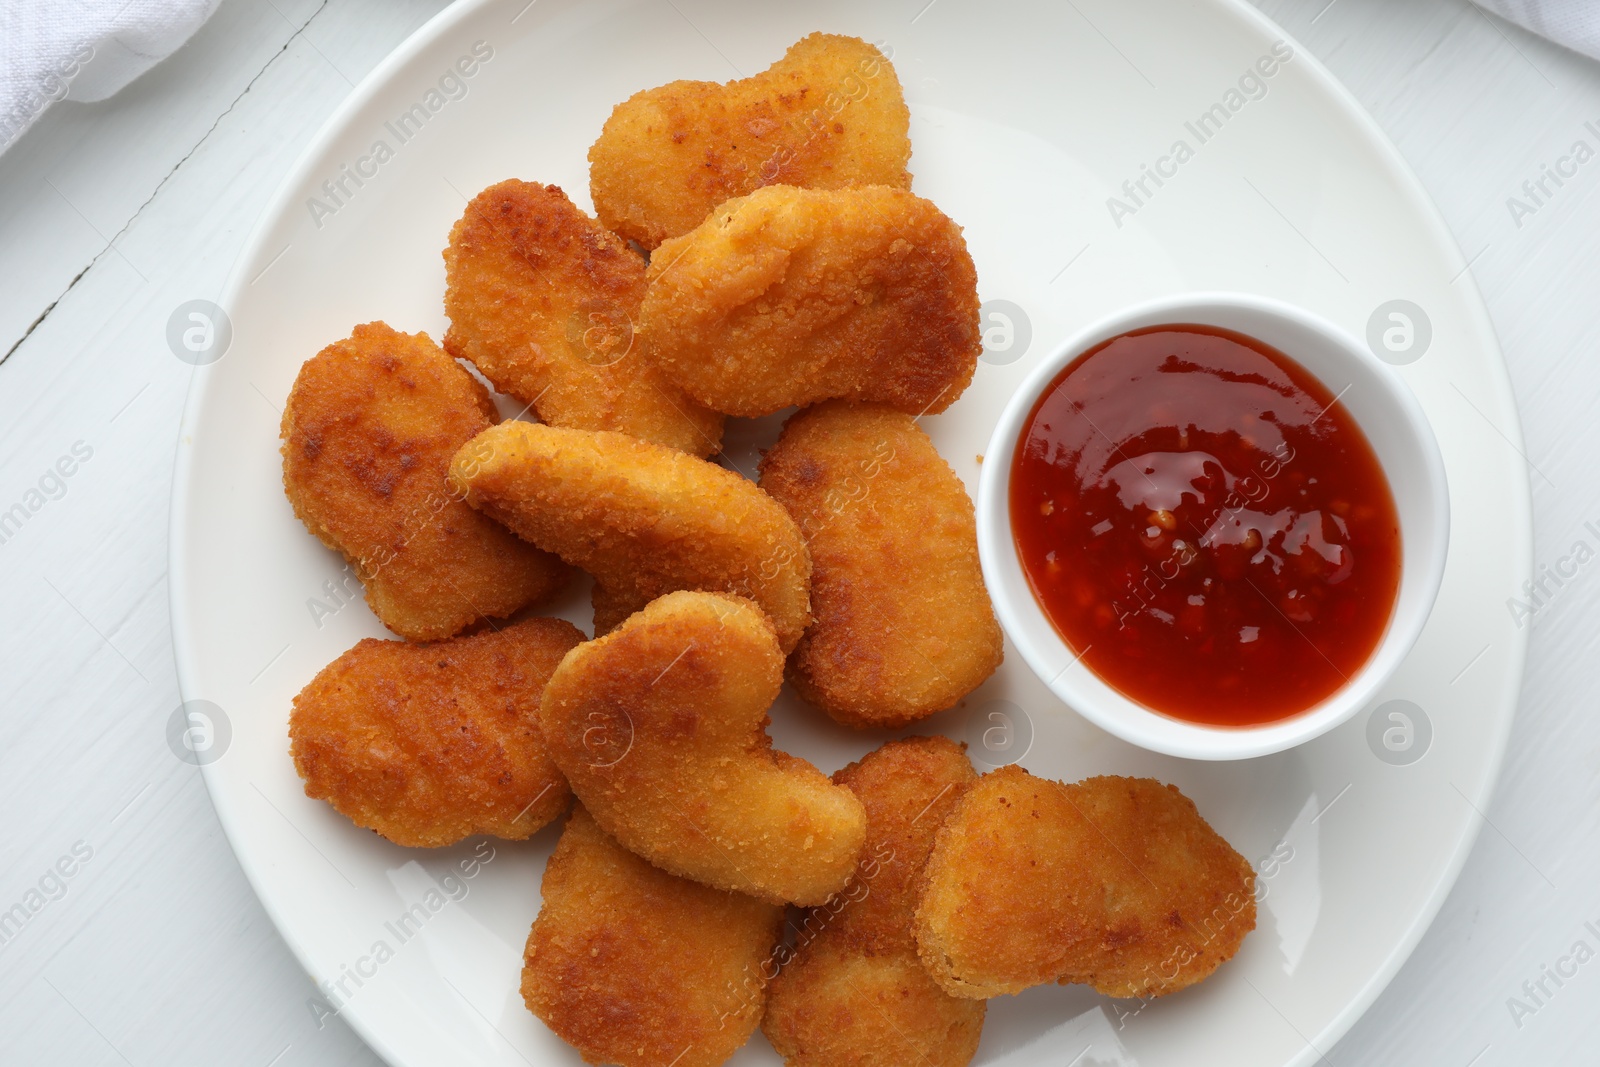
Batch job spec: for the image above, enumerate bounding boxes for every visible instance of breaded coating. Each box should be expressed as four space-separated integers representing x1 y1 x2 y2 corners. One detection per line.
759 402 1002 727
913 767 1256 1000
280 322 568 641
764 737 985 1067
539 591 867 906
449 421 812 653
442 180 723 457
639 185 980 417
589 33 911 250
288 617 582 848
522 806 783 1067
590 582 640 637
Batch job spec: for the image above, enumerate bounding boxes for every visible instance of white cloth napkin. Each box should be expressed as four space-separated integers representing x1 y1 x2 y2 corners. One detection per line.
1472 0 1600 61
1 0 220 154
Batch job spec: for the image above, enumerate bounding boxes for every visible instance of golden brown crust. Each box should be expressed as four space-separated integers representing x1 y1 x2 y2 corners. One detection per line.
912 767 1257 1000
280 321 569 641
763 738 985 1067
538 591 867 906
442 180 723 456
449 420 812 653
589 33 911 250
639 185 980 417
759 402 1002 727
522 806 783 1067
590 582 644 637
288 617 582 847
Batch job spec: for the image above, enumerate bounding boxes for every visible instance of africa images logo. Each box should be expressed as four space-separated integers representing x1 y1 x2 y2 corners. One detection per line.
1106 41 1295 228
306 41 495 229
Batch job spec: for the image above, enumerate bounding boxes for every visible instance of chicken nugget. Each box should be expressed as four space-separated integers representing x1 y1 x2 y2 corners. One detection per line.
759 402 1002 727
589 581 641 637
281 322 568 641
639 185 980 417
764 737 985 1067
443 180 723 456
589 33 911 250
449 420 811 652
913 767 1256 1000
522 805 783 1067
539 591 867 906
289 617 582 847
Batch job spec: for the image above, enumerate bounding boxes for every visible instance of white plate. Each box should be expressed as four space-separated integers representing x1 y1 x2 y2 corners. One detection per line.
170 1 1532 1065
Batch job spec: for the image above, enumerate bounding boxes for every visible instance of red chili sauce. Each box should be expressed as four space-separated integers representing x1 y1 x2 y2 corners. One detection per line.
1010 325 1401 726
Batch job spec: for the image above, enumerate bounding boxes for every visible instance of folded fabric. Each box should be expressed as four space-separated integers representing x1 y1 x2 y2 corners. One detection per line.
1471 0 1600 62
1 0 221 154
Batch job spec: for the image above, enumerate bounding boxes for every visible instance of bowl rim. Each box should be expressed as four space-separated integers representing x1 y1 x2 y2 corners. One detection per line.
976 290 1451 761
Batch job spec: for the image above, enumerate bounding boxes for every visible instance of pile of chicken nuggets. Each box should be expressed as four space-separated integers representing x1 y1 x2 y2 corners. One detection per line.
280 33 1256 1067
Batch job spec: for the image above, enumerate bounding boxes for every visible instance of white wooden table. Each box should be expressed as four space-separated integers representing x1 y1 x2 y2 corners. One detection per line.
1 1 1595 1063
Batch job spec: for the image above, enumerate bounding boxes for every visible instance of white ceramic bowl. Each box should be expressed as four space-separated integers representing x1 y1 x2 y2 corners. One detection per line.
977 292 1450 760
